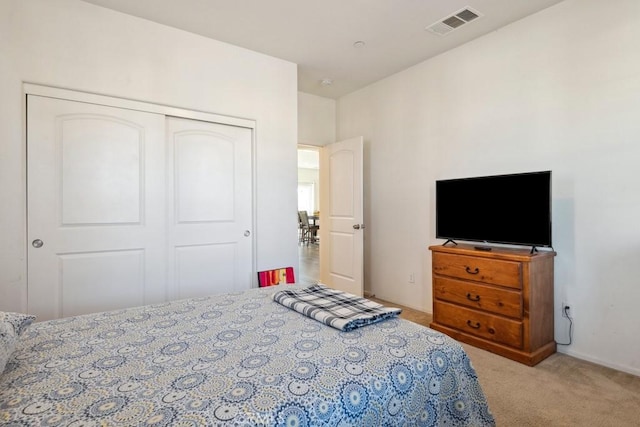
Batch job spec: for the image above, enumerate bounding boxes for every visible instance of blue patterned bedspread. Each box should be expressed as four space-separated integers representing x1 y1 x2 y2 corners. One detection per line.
0 286 495 426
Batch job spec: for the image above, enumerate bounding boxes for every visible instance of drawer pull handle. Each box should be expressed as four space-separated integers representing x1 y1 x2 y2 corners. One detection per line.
466 293 480 302
466 320 481 329
488 328 496 334
465 266 480 275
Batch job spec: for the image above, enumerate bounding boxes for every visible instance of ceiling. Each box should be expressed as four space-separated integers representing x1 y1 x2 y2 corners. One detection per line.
81 0 565 99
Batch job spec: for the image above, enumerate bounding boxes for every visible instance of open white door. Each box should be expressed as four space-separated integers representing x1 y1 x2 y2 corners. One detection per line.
319 136 364 295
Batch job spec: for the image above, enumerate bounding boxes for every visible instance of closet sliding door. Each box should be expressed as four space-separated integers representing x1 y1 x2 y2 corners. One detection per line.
166 117 252 300
27 94 253 321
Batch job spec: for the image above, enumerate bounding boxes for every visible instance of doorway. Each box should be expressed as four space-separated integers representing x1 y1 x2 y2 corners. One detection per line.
296 138 364 294
297 146 320 284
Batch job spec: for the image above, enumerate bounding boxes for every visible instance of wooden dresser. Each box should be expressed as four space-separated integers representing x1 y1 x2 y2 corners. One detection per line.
429 244 556 366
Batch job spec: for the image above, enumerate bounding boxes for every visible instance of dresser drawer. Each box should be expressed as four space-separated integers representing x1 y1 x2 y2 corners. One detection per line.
433 301 523 348
433 252 522 289
433 277 522 318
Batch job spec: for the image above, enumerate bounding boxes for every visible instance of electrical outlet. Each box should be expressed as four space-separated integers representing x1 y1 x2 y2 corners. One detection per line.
409 273 415 284
561 301 571 318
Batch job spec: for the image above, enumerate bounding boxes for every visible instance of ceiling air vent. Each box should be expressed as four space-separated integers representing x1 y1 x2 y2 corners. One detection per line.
426 7 482 36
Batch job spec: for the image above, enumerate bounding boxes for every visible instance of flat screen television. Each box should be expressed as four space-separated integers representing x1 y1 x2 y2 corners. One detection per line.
436 171 552 249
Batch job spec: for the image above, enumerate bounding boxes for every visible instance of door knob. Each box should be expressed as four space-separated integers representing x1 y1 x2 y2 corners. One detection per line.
244 230 251 237
352 224 360 230
32 239 44 248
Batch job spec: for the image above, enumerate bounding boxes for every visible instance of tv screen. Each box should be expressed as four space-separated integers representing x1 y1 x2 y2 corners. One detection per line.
436 171 552 248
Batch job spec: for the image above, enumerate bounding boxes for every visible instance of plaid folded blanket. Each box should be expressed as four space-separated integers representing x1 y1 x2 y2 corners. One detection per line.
272 283 402 331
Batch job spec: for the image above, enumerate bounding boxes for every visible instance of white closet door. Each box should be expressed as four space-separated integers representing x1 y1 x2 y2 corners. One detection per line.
27 95 166 321
166 117 253 299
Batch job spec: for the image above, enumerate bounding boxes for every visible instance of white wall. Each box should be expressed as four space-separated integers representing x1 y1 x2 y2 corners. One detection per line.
298 91 336 146
0 0 298 311
298 167 320 212
337 0 640 375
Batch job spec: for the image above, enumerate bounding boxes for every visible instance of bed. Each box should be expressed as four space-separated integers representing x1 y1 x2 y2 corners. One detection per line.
0 284 495 426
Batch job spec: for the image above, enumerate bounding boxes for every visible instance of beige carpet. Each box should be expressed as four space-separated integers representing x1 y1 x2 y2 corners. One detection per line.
371 297 640 426
464 344 640 426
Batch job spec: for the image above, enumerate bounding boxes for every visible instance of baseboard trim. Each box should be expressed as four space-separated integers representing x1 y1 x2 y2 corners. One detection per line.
557 347 640 377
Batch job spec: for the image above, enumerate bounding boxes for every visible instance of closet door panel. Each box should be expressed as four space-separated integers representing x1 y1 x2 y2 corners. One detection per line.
174 244 236 299
27 94 255 321
166 117 253 299
60 116 142 224
175 133 235 222
27 95 166 321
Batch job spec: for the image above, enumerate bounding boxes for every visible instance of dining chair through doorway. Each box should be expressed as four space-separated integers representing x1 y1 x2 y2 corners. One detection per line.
298 210 319 245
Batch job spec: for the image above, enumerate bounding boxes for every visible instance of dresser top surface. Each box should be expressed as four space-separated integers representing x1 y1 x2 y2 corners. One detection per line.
429 243 556 262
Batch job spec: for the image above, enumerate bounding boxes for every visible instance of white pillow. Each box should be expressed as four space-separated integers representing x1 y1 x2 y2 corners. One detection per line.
0 311 36 374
